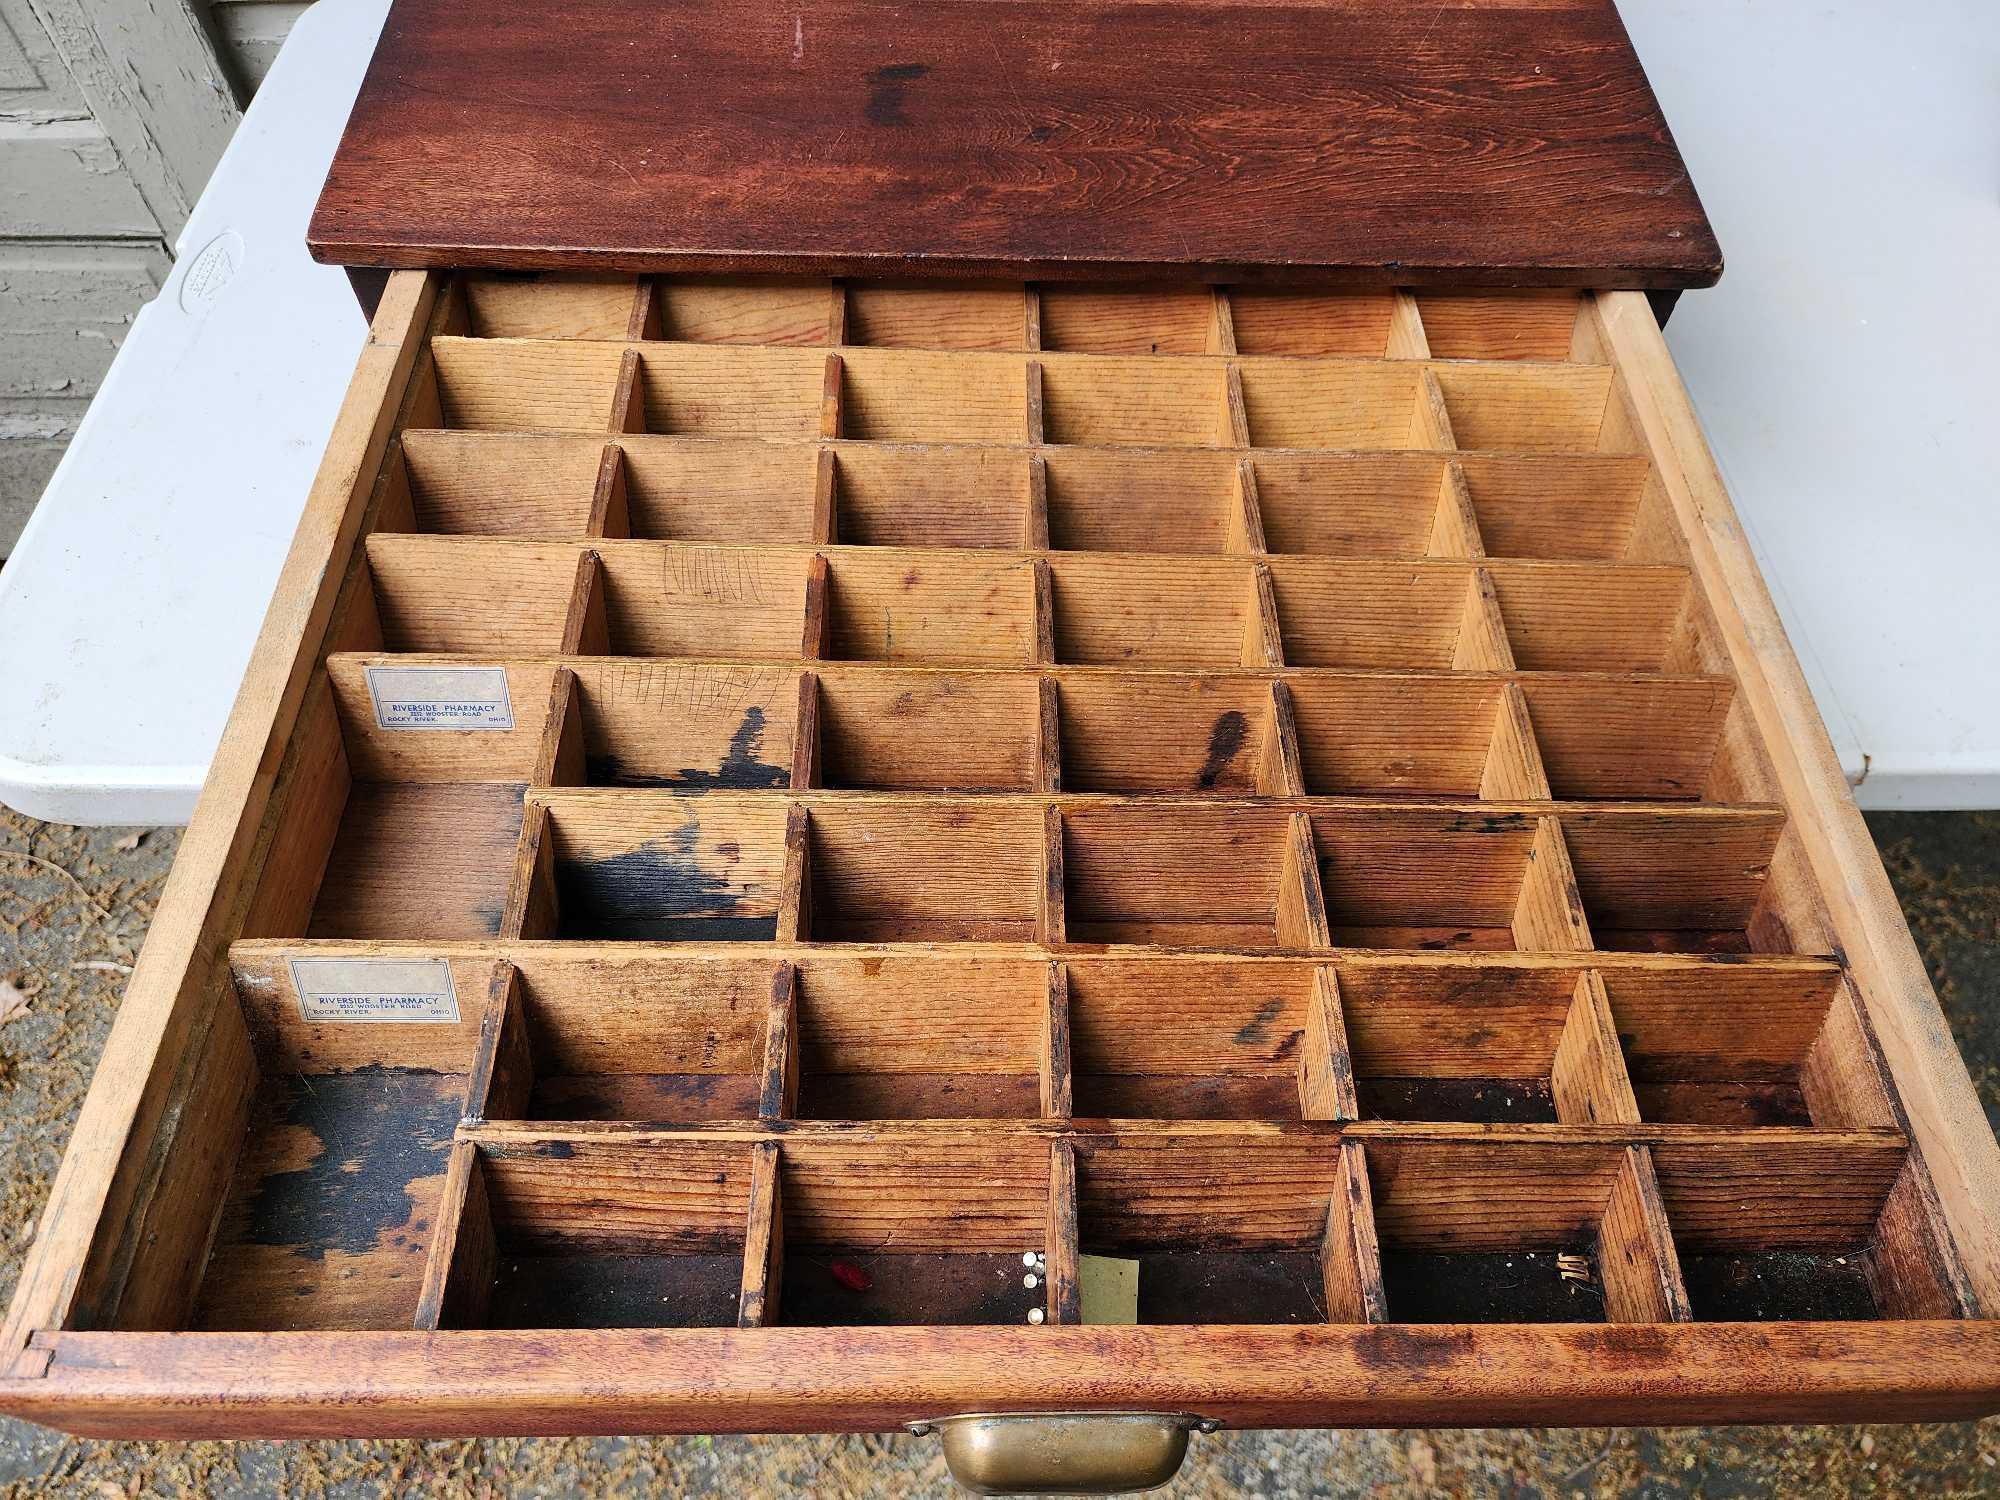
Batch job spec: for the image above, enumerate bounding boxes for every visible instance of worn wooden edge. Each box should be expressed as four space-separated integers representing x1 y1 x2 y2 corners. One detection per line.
13 1322 1994 1438
303 239 1723 292
1593 291 2000 1310
225 935 1848 979
0 270 443 1371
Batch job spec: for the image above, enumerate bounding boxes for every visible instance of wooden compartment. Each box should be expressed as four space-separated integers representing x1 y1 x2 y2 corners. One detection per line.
188 973 482 1332
771 1136 1056 1327
474 956 776 1122
801 799 1043 942
791 957 1053 1120
1362 1138 1674 1325
532 793 789 941
1065 960 1342 1120
810 669 1041 792
1073 1135 1369 1323
1652 1137 1964 1322
1338 966 1620 1124
1600 966 1895 1128
10 272 1997 1442
433 1136 759 1329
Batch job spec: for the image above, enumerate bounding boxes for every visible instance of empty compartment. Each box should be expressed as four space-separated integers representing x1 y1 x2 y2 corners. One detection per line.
845 282 1028 350
804 800 1041 942
1286 675 1505 798
565 662 800 790
1431 363 1618 453
1040 449 1240 554
594 541 813 660
1068 959 1324 1118
1252 453 1446 557
1486 561 1692 672
1601 965 1893 1128
1236 361 1425 449
618 437 821 542
455 272 640 340
1653 1139 1962 1321
540 793 788 940
1063 805 1297 948
1309 807 1542 950
1056 674 1287 794
814 669 1039 791
1559 805 1786 954
1074 1135 1352 1322
195 957 485 1330
1415 291 1584 362
838 348 1029 442
824 549 1037 665
830 444 1032 548
365 534 579 654
427 337 625 431
1339 965 1608 1122
1517 674 1734 802
487 954 777 1120
647 275 832 345
1037 285 1218 354
776 1136 1054 1326
1049 555 1256 668
1365 1139 1632 1323
632 345 825 439
1227 290 1395 357
1456 453 1650 560
1039 355 1230 447
469 1137 757 1328
794 956 1048 1118
1264 559 1468 669
392 431 605 536
249 665 551 943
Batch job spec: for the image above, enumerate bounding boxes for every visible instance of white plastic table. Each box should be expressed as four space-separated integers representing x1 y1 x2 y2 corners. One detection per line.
0 0 388 826
0 0 1992 823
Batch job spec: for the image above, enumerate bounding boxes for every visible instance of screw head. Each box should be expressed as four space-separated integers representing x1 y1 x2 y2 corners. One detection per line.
1023 1251 1039 1268
1023 1272 1040 1288
1027 1307 1046 1325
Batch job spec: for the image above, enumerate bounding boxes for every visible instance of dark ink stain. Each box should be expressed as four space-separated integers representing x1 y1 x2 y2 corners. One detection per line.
1445 812 1530 834
1026 124 1057 143
1233 996 1284 1045
865 63 929 127
241 1070 462 1260
1196 711 1249 790
470 899 507 936
559 805 776 940
1272 1030 1301 1062
585 707 788 792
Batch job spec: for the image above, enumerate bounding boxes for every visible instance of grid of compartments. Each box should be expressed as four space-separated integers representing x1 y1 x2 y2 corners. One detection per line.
183 275 1973 1341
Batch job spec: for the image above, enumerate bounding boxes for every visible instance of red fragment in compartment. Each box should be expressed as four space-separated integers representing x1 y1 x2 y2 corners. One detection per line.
830 1259 872 1293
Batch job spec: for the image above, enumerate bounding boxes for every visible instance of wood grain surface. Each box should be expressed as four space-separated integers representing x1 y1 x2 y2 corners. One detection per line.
307 0 1720 287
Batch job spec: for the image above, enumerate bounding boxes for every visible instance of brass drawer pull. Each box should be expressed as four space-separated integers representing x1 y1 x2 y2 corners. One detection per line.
909 1411 1222 1495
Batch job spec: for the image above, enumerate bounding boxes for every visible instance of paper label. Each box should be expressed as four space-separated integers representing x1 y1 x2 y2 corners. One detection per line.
289 957 460 1024
365 665 514 731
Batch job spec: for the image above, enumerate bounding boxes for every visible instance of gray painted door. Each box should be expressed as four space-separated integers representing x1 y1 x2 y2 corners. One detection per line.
0 0 248 553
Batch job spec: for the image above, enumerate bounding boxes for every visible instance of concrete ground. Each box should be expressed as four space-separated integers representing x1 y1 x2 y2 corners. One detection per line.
0 806 1995 1497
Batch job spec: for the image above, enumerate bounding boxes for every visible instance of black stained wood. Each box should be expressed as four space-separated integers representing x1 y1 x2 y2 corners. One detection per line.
307 0 1720 288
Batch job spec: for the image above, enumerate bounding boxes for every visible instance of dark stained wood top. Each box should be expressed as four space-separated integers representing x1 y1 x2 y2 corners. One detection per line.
307 0 1720 288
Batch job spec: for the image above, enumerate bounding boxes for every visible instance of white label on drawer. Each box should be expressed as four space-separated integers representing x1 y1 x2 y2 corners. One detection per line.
289 958 461 1024
365 665 514 730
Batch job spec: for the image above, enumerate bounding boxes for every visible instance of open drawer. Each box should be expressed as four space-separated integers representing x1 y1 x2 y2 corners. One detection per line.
3 273 1996 1454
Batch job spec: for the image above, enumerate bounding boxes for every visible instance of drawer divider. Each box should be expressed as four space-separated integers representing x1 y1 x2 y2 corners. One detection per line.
738 1142 785 1328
